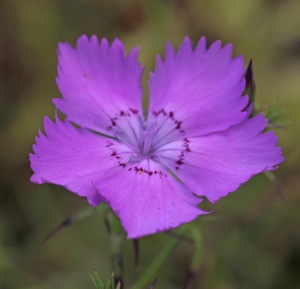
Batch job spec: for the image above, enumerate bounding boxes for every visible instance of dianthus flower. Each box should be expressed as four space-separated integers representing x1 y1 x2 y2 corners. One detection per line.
30 35 284 238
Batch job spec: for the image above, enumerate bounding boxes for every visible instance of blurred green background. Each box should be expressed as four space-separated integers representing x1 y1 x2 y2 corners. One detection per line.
0 0 299 288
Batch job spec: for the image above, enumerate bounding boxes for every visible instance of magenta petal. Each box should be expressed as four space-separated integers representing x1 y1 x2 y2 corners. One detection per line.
158 113 284 203
95 159 206 239
54 35 144 135
30 116 134 206
148 36 248 140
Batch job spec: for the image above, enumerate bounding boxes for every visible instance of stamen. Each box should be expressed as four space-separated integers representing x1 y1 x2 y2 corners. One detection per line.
107 108 188 169
141 125 155 155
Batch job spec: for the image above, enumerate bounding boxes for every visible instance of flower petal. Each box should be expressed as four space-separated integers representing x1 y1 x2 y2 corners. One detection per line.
54 35 144 136
157 113 284 203
94 159 206 239
148 36 248 144
30 116 135 206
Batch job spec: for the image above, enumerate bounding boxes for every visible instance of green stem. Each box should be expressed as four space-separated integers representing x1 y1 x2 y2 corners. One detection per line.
130 237 179 289
190 225 202 271
108 212 125 287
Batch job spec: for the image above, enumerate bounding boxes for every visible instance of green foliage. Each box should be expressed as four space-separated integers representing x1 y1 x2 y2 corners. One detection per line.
89 271 121 289
263 101 289 129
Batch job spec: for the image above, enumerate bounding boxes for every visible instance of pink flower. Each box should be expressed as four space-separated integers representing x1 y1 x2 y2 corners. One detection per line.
30 36 284 238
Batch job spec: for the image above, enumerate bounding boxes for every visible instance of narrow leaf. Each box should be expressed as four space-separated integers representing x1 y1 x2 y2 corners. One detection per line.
88 271 104 289
130 237 179 289
44 205 107 242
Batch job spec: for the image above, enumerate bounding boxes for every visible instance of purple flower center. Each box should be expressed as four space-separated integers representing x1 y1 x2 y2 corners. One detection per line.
109 108 187 167
115 119 157 162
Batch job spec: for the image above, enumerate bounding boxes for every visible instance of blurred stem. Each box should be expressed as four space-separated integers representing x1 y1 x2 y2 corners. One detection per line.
130 237 179 289
108 212 125 288
190 225 202 271
182 224 203 289
111 232 124 286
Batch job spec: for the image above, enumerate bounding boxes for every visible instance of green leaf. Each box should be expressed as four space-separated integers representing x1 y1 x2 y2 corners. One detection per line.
262 101 289 130
44 204 109 242
107 272 116 289
88 271 121 289
88 271 104 289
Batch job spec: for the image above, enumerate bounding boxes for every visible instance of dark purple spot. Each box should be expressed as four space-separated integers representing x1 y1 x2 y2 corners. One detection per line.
130 108 138 114
153 109 167 117
175 121 182 129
